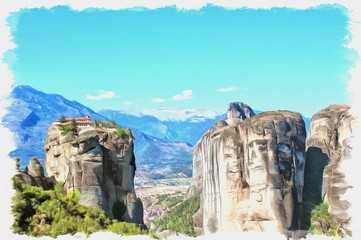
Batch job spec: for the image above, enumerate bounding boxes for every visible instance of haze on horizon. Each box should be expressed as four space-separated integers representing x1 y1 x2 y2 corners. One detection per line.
5 5 354 118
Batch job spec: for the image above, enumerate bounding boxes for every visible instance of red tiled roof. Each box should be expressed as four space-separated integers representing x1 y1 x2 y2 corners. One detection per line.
55 115 94 126
76 120 94 123
65 118 91 121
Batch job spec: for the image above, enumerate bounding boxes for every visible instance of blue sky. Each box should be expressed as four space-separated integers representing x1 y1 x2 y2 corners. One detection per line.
5 5 353 117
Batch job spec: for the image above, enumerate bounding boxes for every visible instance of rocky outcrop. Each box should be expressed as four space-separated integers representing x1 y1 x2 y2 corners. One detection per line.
303 105 355 234
188 108 306 234
14 157 52 189
225 102 255 125
210 102 255 130
186 102 255 198
44 126 144 225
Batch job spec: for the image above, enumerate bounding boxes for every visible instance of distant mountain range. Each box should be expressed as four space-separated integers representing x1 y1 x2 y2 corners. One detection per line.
132 129 193 181
2 85 221 182
3 85 311 183
99 109 226 145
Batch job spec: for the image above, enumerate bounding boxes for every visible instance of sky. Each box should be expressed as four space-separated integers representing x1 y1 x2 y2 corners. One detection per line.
5 4 354 118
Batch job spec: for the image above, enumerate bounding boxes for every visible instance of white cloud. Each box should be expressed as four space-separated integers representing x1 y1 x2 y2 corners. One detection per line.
141 108 222 121
172 89 193 101
123 100 132 105
218 86 238 92
150 98 166 103
86 90 118 100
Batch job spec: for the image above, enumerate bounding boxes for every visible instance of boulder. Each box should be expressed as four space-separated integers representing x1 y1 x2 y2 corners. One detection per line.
15 172 37 187
27 157 50 189
14 157 51 189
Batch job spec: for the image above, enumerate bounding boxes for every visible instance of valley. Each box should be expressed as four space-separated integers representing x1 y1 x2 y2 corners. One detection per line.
136 183 190 224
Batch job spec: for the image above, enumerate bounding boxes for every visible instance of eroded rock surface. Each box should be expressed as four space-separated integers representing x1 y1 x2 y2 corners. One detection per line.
188 110 306 234
303 105 355 234
226 102 255 125
15 157 52 189
210 102 255 130
186 102 255 198
44 126 144 225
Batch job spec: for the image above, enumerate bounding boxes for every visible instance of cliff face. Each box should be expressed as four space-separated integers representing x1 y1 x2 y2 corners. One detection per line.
44 126 144 225
303 105 355 233
186 102 255 199
189 109 306 234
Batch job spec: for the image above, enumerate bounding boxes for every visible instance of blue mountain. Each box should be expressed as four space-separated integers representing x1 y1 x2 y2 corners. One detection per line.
2 85 193 181
99 109 226 145
132 129 193 180
3 85 108 169
99 110 177 141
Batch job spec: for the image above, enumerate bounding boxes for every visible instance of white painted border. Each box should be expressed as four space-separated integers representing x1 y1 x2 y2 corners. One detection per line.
1 1 359 239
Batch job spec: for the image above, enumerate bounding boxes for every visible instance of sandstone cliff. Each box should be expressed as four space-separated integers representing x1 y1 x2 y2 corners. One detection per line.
44 126 144 225
303 105 355 234
188 106 306 234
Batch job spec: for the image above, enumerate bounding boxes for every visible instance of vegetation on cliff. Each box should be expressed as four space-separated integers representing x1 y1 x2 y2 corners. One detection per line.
310 201 342 238
60 119 77 136
11 177 145 237
154 193 183 209
58 118 132 140
94 120 131 140
153 195 200 237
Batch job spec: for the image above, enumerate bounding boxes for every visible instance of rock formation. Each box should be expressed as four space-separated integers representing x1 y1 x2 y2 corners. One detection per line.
225 102 256 125
14 157 52 190
210 102 255 130
44 126 144 225
187 102 255 198
187 104 306 235
303 105 355 234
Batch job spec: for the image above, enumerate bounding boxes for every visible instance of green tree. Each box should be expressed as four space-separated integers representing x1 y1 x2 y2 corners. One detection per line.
68 188 81 203
59 115 66 123
107 221 145 236
54 181 65 195
310 201 341 237
71 119 77 129
60 119 77 136
154 195 200 237
11 177 146 237
116 127 129 140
